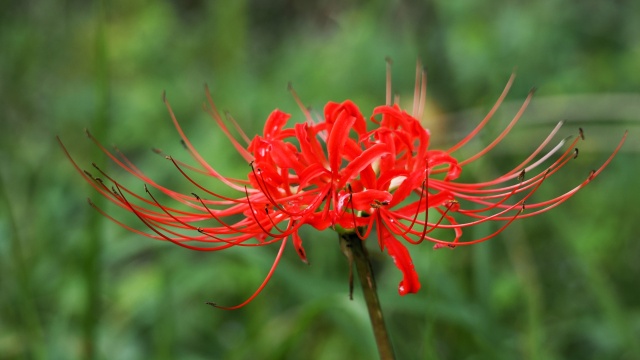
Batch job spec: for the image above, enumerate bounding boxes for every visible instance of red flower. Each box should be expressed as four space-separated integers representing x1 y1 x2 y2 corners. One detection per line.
59 64 626 308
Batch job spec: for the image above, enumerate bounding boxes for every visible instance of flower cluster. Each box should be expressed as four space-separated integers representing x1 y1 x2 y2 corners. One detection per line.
59 63 626 309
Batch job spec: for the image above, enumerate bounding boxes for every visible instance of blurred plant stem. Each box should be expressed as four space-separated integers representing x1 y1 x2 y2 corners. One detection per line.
0 174 44 358
341 232 395 360
502 225 546 359
83 0 110 358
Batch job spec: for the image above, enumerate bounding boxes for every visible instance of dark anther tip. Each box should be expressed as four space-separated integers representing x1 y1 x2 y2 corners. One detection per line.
518 169 526 181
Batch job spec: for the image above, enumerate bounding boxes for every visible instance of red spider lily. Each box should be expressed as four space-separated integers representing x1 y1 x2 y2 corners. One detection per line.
58 62 626 308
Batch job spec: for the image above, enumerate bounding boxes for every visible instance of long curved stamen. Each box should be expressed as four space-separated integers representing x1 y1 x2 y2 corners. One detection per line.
208 238 288 310
392 168 549 235
417 66 427 121
250 164 298 217
243 186 303 239
288 82 315 124
168 156 248 200
142 186 260 246
418 200 458 240
455 88 536 168
512 132 626 218
264 206 287 234
384 197 456 245
115 144 251 191
164 93 253 185
113 183 233 251
445 73 516 154
201 86 253 161
87 198 177 241
412 59 422 118
441 203 527 247
84 131 201 205
243 188 284 238
190 193 258 234
436 133 581 197
395 178 428 237
223 110 252 146
152 147 251 185
144 185 209 230
463 121 566 185
250 163 326 219
455 173 526 215
89 163 176 218
385 57 393 106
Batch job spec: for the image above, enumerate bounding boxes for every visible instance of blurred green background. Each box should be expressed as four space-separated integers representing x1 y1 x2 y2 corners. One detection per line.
1 0 639 359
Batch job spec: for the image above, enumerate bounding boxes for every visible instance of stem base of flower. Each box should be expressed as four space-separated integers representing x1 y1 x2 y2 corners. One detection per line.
340 232 395 360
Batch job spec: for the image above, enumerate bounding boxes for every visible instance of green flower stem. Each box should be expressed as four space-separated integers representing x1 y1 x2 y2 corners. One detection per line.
341 232 395 360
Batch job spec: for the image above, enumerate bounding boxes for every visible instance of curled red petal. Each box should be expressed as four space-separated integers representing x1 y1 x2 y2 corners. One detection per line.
268 140 302 170
295 123 328 167
325 100 367 134
292 230 308 264
382 230 421 295
263 109 290 138
427 150 462 181
340 100 367 135
327 110 356 177
337 143 390 189
348 189 393 212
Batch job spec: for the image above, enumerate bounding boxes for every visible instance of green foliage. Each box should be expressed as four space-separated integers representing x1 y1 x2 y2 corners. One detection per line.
1 1 638 359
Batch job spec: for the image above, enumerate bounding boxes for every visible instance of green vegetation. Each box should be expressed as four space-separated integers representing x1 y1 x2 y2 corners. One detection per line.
1 1 638 359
